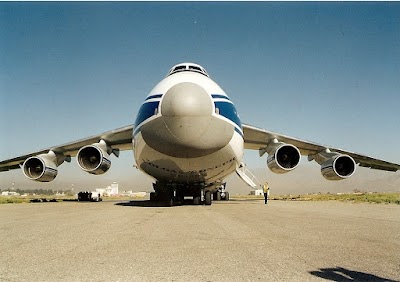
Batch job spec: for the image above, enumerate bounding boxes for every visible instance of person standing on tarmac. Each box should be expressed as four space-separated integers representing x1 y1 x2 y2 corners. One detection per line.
263 182 270 204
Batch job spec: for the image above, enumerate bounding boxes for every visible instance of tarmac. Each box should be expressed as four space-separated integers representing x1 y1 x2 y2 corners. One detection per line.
0 198 399 281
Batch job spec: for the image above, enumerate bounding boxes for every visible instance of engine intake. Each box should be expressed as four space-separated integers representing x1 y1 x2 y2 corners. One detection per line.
321 155 356 180
22 151 58 182
267 143 301 173
77 140 111 175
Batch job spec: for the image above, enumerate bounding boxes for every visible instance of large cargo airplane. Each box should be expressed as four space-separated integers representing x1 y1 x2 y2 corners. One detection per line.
1 63 399 205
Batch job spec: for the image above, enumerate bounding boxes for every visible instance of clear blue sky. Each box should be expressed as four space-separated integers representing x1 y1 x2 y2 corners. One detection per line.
1 2 399 189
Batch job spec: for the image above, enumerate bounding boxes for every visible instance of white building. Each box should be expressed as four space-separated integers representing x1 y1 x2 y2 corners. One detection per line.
254 189 264 196
1 191 20 196
95 182 119 196
108 182 119 195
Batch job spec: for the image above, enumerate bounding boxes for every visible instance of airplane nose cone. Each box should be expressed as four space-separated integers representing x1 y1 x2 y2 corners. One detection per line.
161 82 213 117
140 82 234 158
161 82 213 142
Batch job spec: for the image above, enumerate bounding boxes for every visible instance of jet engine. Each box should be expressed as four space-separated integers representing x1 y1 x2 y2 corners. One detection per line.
77 140 111 175
321 154 356 180
267 143 301 173
22 151 59 182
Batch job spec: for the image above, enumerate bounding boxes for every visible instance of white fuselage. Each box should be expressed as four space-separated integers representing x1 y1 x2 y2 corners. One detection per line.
133 69 244 186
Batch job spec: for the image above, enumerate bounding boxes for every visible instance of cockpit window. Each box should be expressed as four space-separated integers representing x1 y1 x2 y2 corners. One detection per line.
189 65 202 72
173 65 187 72
168 63 209 77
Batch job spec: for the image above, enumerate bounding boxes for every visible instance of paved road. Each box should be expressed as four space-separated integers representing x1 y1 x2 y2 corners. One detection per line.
1 199 399 281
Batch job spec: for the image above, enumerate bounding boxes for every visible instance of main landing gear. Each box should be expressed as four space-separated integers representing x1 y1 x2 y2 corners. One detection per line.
150 182 229 206
149 190 182 207
212 183 229 201
192 187 213 206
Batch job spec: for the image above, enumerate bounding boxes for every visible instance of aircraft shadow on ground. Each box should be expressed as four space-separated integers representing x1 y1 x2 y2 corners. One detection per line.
309 267 399 282
115 198 248 208
115 199 198 208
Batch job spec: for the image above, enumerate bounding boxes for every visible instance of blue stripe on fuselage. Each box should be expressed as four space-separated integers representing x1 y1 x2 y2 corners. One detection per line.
211 94 230 100
212 95 243 136
134 101 159 130
145 94 163 100
234 127 244 138
214 101 242 130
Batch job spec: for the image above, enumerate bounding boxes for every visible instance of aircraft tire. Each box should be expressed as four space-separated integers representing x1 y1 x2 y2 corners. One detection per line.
225 192 230 201
216 191 221 201
193 196 201 205
166 198 174 207
174 196 184 206
150 192 157 202
205 191 212 205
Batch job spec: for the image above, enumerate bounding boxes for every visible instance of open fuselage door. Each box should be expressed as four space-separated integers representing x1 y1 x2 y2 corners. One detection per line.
236 162 260 189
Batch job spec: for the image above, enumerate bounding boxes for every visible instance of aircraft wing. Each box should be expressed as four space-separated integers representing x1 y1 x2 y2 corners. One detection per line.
0 125 134 172
243 124 400 172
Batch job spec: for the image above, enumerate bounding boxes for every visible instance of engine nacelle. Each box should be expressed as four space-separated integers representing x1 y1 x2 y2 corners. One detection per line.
77 140 111 175
321 154 356 180
22 151 58 182
267 143 301 173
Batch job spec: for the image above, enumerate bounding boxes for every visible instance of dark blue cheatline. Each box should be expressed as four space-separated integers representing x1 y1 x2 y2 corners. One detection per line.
211 94 231 100
234 127 244 137
214 101 242 132
145 94 163 101
133 101 160 136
